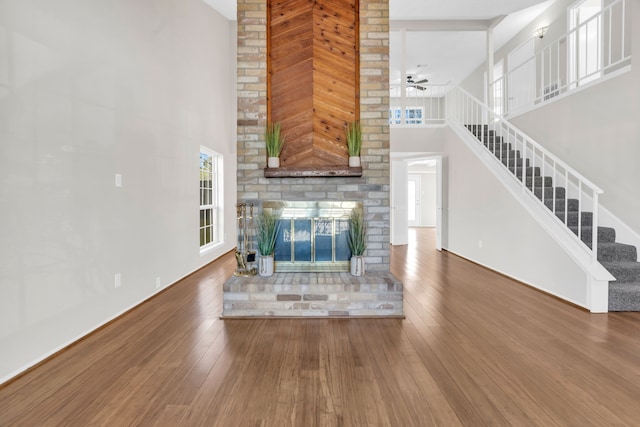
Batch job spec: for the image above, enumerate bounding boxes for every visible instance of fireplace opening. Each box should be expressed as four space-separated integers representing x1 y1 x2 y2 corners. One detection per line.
262 201 362 272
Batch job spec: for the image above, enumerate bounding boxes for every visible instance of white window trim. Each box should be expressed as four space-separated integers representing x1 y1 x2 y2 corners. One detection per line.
199 146 223 254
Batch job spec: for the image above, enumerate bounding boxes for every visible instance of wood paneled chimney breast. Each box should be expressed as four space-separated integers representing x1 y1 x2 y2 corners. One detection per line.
267 0 359 176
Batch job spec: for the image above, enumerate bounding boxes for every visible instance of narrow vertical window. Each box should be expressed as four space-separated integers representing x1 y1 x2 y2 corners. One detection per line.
200 147 223 252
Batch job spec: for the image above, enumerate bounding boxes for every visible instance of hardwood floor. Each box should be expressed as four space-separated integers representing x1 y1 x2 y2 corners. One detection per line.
2 228 640 426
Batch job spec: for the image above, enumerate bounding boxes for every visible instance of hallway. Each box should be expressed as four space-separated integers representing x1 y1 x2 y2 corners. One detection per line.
1 229 640 426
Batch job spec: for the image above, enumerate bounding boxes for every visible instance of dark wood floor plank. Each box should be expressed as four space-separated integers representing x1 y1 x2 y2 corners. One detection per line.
2 229 640 426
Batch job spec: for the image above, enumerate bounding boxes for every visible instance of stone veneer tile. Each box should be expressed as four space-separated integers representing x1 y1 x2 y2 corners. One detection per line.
222 272 403 318
277 294 302 301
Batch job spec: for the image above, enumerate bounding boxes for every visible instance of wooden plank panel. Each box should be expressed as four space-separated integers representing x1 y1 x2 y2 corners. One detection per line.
270 0 313 25
268 0 358 171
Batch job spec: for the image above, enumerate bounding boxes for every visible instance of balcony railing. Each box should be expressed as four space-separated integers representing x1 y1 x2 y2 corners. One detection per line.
389 84 449 125
490 0 630 117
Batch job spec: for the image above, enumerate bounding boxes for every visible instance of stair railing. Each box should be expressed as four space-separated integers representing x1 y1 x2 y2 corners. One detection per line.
447 86 602 263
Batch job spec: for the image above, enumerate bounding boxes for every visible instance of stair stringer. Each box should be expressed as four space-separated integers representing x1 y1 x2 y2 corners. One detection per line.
449 121 615 312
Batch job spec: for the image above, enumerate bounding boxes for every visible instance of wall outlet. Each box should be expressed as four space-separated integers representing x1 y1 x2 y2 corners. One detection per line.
115 273 122 288
115 174 122 188
478 240 483 249
155 277 161 289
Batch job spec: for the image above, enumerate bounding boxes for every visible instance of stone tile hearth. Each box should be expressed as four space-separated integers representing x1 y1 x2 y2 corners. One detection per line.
222 272 403 318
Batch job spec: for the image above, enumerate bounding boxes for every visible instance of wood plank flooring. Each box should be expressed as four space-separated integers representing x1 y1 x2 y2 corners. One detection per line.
2 228 640 426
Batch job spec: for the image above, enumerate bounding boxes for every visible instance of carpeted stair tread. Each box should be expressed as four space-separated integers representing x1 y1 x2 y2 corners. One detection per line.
492 149 521 159
608 282 640 311
544 198 579 212
599 261 640 283
533 186 566 199
570 226 616 246
597 242 638 262
554 211 593 227
485 142 511 151
482 137 505 144
502 158 530 168
510 166 541 177
524 176 554 188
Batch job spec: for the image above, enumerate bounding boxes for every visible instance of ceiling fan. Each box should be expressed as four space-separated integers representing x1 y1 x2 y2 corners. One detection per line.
406 75 428 90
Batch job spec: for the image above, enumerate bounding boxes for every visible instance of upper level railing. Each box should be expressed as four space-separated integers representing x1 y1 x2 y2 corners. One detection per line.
447 85 603 263
491 0 630 117
389 84 448 125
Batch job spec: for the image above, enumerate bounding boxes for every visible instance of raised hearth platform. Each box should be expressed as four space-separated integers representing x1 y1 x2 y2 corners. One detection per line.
222 272 403 318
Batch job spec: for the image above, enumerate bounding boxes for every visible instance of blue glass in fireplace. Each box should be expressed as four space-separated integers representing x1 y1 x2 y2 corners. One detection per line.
315 219 333 261
335 219 351 261
293 219 312 261
274 219 291 261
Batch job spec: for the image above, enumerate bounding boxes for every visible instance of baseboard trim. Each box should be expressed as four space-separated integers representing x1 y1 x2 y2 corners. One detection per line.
0 249 236 388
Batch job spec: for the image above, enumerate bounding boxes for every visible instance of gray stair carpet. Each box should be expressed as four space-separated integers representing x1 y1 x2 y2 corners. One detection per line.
466 125 640 311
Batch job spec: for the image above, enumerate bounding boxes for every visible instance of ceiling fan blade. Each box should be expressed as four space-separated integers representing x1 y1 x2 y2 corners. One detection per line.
415 79 429 84
416 85 427 91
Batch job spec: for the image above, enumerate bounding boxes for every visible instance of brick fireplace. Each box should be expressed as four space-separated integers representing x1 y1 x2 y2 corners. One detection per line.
225 0 402 317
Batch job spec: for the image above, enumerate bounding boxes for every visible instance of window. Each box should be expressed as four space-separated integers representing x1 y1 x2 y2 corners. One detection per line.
199 147 222 251
389 107 424 125
568 0 602 88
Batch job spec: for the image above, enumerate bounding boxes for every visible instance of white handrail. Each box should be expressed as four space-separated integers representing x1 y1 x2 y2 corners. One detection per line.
447 85 602 263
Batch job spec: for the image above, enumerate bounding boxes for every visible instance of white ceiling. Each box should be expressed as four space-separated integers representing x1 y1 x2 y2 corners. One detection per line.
204 0 555 86
390 0 555 86
390 0 550 20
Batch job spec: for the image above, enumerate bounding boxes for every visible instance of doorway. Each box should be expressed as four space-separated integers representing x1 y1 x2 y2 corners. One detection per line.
391 155 446 250
507 38 535 115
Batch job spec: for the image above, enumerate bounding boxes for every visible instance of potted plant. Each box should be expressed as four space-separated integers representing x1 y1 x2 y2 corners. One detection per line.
256 210 280 277
347 210 366 276
345 120 362 168
265 122 285 168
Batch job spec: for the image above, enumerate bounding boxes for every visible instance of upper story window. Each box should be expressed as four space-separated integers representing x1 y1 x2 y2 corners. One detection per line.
199 147 223 252
389 107 425 125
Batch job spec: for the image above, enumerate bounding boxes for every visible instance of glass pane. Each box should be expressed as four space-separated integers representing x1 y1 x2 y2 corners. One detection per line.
408 180 416 221
293 219 312 262
205 226 211 245
274 219 292 261
335 219 350 260
315 219 333 262
200 228 206 246
200 210 206 227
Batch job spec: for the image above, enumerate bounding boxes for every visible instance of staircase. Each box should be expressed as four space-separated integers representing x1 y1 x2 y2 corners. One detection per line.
466 125 640 311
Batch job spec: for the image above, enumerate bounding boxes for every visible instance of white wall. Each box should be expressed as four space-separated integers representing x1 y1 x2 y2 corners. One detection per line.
0 0 237 382
391 126 447 153
391 124 590 305
460 0 640 235
445 129 590 307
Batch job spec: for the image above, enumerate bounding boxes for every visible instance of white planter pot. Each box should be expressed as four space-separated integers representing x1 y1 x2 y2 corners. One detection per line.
267 157 280 168
350 256 365 276
349 156 361 168
259 254 274 277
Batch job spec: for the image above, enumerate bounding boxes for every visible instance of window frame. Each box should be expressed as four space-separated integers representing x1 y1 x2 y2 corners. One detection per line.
199 146 223 253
